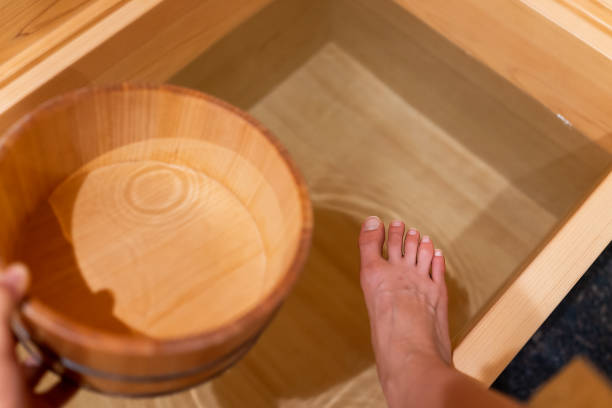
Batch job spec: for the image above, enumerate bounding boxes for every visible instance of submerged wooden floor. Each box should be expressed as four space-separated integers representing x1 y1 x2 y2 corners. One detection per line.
250 43 564 337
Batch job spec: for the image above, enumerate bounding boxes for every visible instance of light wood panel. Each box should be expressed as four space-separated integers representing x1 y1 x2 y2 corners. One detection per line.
333 0 611 220
519 0 612 58
454 170 612 383
0 0 127 86
171 0 330 110
393 0 612 147
0 0 274 135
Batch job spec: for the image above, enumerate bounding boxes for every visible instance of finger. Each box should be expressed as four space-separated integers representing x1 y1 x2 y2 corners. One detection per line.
0 263 30 302
0 263 30 408
0 263 29 356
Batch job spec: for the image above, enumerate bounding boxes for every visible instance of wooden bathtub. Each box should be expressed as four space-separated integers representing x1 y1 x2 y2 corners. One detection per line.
1 0 611 406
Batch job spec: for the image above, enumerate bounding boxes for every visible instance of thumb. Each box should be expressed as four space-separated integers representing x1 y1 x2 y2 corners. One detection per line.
0 263 29 356
0 264 30 408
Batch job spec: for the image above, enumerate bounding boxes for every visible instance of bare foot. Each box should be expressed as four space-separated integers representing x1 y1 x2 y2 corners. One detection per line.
358 216 452 406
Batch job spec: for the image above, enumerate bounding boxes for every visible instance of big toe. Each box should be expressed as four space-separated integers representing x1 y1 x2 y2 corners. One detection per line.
359 216 385 267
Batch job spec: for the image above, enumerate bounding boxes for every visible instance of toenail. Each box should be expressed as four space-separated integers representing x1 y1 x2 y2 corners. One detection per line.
408 228 417 235
364 216 381 231
390 220 403 227
421 235 431 243
435 249 443 256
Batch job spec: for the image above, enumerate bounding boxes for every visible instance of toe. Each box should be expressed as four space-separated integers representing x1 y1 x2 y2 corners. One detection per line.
387 220 405 263
416 235 434 275
359 216 385 267
403 227 419 265
431 249 446 285
432 253 451 362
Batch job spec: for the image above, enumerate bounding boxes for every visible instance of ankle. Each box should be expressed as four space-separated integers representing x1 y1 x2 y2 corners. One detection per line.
382 358 454 408
381 353 451 398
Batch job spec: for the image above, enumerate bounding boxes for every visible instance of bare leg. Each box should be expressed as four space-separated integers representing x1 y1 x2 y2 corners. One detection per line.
358 216 523 408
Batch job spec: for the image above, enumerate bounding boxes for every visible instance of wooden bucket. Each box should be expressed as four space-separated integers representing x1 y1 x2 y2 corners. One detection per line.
1 84 312 396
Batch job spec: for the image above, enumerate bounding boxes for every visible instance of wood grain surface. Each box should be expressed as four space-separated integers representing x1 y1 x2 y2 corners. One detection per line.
0 0 274 135
519 0 612 58
0 0 127 86
18 158 270 338
394 0 612 148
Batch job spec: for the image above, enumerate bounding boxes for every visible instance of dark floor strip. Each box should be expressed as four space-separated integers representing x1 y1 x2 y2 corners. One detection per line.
492 241 612 401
